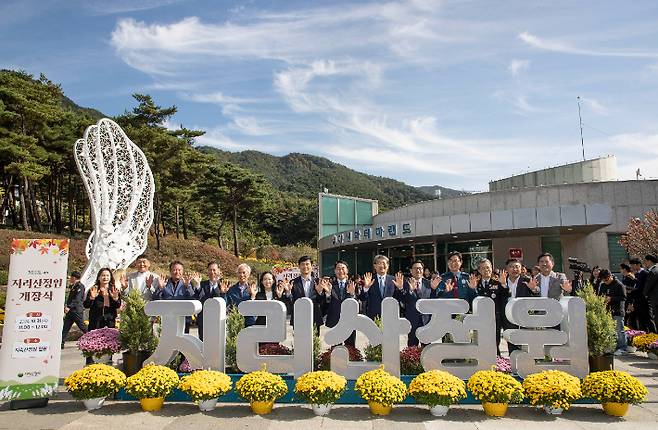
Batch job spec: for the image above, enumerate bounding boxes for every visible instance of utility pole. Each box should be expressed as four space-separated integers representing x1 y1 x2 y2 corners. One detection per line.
577 96 585 161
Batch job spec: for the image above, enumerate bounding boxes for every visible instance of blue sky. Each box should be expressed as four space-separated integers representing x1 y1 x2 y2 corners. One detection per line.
2 0 658 191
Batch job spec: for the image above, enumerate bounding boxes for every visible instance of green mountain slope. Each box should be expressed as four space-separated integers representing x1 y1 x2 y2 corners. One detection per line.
198 147 463 210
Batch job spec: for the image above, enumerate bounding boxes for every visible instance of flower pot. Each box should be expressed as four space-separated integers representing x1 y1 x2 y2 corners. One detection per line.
82 397 106 410
602 402 629 417
122 351 152 377
93 354 113 365
647 352 658 360
482 402 508 417
589 354 614 372
544 405 563 415
139 397 164 411
198 398 218 412
311 403 332 416
429 404 449 417
250 400 274 415
368 401 392 416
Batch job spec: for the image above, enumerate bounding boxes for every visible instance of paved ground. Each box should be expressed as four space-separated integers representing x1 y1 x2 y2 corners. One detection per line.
1 327 657 429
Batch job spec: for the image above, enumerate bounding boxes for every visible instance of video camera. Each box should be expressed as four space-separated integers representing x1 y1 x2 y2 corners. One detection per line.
568 257 591 273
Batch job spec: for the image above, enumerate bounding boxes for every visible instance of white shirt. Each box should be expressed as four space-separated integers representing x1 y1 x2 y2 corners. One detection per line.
301 277 312 297
265 291 273 300
507 276 519 299
540 274 551 297
127 271 159 300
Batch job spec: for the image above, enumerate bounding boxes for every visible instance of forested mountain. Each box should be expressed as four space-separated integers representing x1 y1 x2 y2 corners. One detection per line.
199 148 463 210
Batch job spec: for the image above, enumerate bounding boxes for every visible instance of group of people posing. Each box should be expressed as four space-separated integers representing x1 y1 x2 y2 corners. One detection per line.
62 251 658 359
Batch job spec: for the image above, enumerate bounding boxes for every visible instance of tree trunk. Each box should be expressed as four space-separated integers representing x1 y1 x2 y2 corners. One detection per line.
154 196 161 250
28 179 42 231
182 207 188 239
232 206 239 257
67 173 74 236
19 177 30 231
175 204 180 239
0 177 13 225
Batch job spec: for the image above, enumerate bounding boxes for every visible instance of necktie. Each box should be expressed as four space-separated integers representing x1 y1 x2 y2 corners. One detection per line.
453 274 459 298
379 276 385 297
416 280 421 297
339 281 345 299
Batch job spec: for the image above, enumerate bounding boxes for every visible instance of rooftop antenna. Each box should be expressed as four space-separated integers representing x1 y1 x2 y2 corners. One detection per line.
577 96 585 161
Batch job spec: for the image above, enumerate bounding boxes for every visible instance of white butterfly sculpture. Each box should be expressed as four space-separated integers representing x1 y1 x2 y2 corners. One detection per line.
74 118 155 288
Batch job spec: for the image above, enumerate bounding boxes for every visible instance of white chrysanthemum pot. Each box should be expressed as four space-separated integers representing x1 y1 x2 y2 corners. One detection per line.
429 404 450 416
311 403 332 416
82 397 106 410
199 398 218 411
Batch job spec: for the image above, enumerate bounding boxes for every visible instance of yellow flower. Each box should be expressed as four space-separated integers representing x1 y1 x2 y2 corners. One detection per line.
294 371 347 404
467 370 524 404
522 370 581 410
125 364 179 399
354 367 407 406
582 370 647 404
64 364 126 400
236 369 288 402
408 370 466 407
632 333 658 352
179 370 232 402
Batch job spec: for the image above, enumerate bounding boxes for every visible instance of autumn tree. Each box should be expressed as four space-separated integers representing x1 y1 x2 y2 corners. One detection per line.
620 209 658 256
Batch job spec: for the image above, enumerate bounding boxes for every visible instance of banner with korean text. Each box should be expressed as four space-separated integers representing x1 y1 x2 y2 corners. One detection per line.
0 239 69 401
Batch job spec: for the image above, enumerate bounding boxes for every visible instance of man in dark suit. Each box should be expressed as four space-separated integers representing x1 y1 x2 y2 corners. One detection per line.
598 269 627 355
152 260 199 333
643 254 658 333
325 260 357 346
194 261 230 340
630 257 655 333
61 271 87 348
473 259 509 355
359 254 397 321
284 256 327 334
500 258 537 354
226 263 257 327
393 260 440 346
437 251 478 305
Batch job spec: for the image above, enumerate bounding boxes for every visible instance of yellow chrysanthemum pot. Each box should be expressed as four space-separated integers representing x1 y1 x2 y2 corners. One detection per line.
139 397 164 411
250 400 274 415
368 401 392 416
602 402 629 417
482 402 508 417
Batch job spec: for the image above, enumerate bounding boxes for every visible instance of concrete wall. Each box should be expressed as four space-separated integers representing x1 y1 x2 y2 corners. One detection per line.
489 156 618 192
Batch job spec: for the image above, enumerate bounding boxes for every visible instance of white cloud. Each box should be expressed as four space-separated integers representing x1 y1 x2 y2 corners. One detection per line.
508 59 529 77
579 97 609 116
519 31 658 58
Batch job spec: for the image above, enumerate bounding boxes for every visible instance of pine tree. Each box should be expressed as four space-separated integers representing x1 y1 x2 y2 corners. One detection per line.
119 289 158 353
577 283 616 356
225 306 245 372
